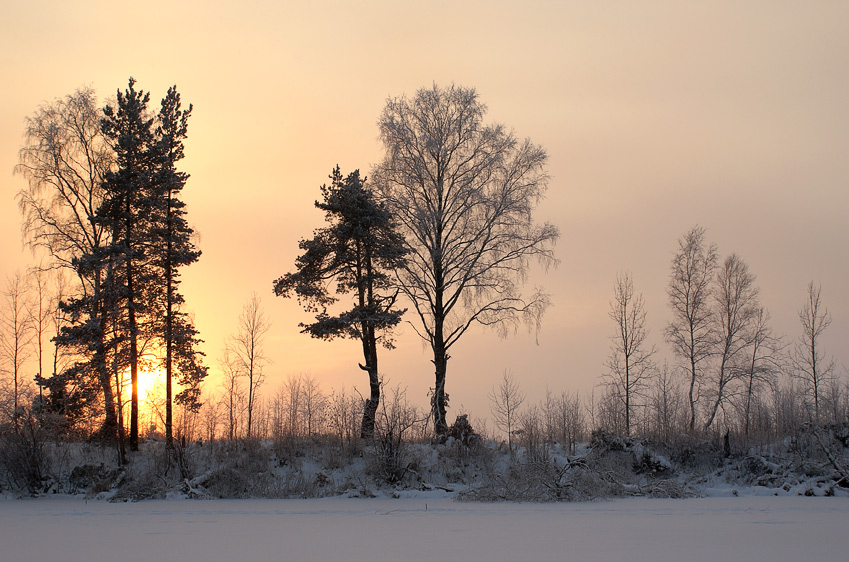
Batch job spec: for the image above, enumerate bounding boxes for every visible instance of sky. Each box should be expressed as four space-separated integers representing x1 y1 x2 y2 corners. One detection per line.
1 0 848 425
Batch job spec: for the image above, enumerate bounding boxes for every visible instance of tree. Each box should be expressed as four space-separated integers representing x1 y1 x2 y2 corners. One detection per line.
374 83 559 434
702 254 760 432
99 77 161 450
0 273 34 431
793 282 834 422
26 266 53 406
15 86 117 437
650 362 684 442
666 225 718 432
227 293 271 438
740 307 783 439
148 85 206 448
219 348 244 440
603 272 656 436
299 373 327 437
488 370 525 455
273 167 406 438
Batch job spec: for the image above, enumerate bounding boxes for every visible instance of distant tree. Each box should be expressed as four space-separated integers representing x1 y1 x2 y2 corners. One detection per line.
649 362 684 442
219 348 244 440
555 390 584 455
46 271 72 414
273 167 407 438
0 273 34 431
227 293 270 438
604 272 656 436
666 225 718 432
298 374 327 437
793 282 834 422
281 373 302 438
740 308 783 438
26 266 53 406
375 83 559 434
703 254 760 432
488 370 525 455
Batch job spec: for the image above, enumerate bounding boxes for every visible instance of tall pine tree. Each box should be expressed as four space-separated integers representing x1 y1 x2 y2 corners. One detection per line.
149 86 207 449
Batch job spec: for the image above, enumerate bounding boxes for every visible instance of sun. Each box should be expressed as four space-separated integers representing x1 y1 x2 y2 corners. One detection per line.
119 365 166 433
136 367 160 405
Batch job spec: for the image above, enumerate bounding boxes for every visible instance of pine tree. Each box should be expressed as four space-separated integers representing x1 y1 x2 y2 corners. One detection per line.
99 77 159 451
149 86 207 448
273 167 406 438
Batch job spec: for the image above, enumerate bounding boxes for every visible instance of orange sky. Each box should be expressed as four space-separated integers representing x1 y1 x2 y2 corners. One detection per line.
2 1 848 425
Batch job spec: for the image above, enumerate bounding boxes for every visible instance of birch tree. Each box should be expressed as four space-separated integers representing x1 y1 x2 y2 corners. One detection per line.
793 282 834 422
375 83 559 434
228 293 270 438
604 272 656 436
15 87 117 437
702 254 760 432
0 273 34 431
666 226 718 432
740 307 783 438
488 370 525 455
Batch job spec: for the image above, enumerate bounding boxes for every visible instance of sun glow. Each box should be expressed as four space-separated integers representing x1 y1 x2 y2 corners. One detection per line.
119 365 166 435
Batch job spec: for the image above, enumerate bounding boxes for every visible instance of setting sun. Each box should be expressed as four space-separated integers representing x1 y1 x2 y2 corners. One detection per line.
118 365 166 435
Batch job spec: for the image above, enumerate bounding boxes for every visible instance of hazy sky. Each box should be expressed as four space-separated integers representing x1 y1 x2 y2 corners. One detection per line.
2 1 848 423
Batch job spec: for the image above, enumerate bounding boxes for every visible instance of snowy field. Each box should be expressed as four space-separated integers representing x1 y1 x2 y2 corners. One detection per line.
2 494 848 561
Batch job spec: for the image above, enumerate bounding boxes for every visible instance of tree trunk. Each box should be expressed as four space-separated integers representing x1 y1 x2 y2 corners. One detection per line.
688 352 697 433
432 342 449 435
95 271 119 442
360 325 380 439
127 213 139 451
165 198 173 450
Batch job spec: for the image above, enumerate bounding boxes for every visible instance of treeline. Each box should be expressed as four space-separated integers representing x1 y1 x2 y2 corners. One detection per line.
592 225 847 449
2 79 846 484
3 81 560 460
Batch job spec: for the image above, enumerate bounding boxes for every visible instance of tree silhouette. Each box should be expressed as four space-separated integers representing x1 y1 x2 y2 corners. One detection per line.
274 167 406 438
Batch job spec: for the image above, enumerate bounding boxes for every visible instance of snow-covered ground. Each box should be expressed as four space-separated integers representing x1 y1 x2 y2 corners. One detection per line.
2 493 847 561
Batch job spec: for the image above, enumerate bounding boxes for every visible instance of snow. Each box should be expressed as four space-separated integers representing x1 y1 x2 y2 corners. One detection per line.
2 494 847 561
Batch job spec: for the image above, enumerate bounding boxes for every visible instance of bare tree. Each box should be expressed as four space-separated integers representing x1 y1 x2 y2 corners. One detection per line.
26 266 53 406
219 348 244 440
649 362 684 442
604 272 656 436
666 225 718 432
282 373 303 438
556 391 585 455
48 270 72 409
375 83 559 434
488 370 526 455
0 273 34 431
226 293 271 438
703 254 760 432
15 87 112 268
740 308 783 438
299 373 326 437
15 87 117 437
328 387 362 447
793 282 834 423
201 394 221 442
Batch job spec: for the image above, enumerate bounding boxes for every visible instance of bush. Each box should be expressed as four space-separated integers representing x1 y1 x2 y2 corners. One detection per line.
0 410 52 495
